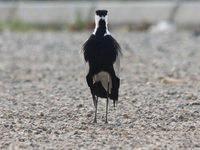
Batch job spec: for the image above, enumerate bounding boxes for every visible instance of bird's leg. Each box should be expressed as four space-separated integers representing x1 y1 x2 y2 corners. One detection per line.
105 82 110 124
93 80 99 123
94 96 98 123
93 95 96 107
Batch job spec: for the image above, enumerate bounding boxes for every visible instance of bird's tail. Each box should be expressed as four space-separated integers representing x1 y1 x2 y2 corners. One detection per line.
86 68 120 107
93 74 120 107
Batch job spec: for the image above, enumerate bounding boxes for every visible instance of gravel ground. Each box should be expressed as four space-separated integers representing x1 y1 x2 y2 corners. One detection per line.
0 31 200 149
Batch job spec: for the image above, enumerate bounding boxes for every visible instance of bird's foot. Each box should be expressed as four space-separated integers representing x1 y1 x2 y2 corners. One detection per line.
93 119 97 124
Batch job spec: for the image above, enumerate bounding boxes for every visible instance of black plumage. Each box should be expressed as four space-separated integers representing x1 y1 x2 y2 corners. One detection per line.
81 10 122 123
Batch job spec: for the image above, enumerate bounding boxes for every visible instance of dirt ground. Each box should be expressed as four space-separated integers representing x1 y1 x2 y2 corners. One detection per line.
0 31 199 149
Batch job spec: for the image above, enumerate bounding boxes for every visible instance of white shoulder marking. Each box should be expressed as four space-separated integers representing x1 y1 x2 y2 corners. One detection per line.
104 31 110 36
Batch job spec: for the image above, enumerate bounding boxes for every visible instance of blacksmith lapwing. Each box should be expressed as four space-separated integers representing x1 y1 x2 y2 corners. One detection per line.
81 10 122 123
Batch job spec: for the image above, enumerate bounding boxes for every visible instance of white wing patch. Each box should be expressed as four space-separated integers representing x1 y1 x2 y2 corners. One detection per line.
94 71 112 94
80 40 90 76
113 55 121 78
84 61 89 75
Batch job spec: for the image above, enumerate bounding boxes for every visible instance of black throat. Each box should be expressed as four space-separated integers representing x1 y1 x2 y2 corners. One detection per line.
95 19 107 38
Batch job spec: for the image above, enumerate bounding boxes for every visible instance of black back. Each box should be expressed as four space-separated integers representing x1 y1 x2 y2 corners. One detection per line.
83 34 119 74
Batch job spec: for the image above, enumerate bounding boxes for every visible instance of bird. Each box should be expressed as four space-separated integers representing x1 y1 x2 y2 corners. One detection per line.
81 10 122 123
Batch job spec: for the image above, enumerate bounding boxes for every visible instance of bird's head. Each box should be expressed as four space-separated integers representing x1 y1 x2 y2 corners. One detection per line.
96 10 108 17
93 10 110 36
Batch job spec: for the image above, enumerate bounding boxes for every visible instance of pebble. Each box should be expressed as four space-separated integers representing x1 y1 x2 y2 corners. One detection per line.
0 31 199 149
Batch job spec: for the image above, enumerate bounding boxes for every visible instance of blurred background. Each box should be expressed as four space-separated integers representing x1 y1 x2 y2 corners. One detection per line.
0 0 200 33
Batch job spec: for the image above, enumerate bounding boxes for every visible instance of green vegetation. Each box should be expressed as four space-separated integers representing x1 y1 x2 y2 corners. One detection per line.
0 20 68 32
75 10 86 30
0 20 40 32
0 8 93 32
3 21 36 31
0 19 92 32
